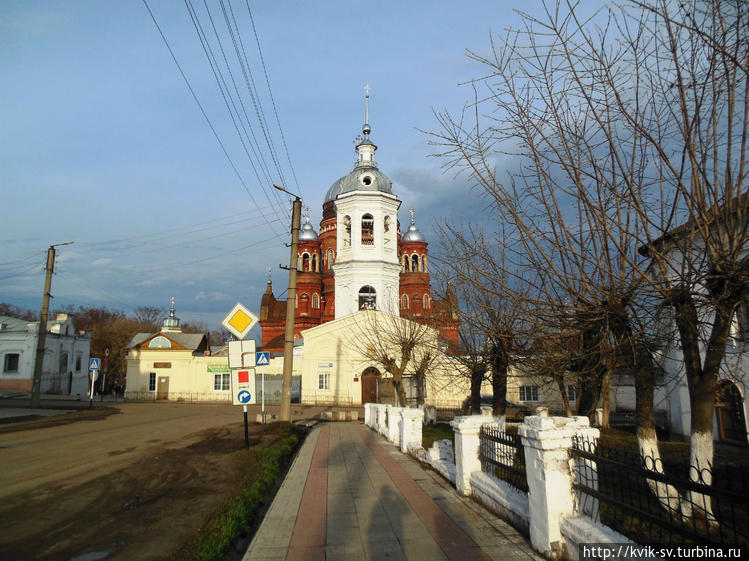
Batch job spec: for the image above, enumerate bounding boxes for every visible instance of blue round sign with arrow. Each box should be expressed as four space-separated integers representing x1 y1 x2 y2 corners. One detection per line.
237 390 252 404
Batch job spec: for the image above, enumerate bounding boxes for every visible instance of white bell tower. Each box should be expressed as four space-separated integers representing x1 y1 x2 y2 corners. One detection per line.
332 86 401 318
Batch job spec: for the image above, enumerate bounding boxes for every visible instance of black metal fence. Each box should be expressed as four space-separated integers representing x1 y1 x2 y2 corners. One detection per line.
479 425 528 493
571 436 749 546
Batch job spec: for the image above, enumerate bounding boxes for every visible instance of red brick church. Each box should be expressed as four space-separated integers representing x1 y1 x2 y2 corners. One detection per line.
259 97 459 352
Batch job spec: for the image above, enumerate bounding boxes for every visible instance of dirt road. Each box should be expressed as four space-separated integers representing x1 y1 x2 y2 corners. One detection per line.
0 402 326 560
0 402 246 498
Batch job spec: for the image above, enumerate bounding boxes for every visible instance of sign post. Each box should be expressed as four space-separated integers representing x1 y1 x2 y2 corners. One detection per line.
256 352 270 423
231 368 256 448
223 302 260 449
88 358 100 408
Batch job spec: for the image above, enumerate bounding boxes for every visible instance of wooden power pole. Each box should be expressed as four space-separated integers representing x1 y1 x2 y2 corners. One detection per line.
31 242 72 407
274 185 302 422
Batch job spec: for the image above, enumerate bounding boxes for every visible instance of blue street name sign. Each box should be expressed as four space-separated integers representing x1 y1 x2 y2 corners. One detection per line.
255 352 270 366
89 358 100 371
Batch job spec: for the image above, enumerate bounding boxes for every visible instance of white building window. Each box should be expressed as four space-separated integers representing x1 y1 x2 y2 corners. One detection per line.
148 372 156 392
566 385 577 402
213 373 230 391
519 385 539 402
4 353 19 373
318 372 329 390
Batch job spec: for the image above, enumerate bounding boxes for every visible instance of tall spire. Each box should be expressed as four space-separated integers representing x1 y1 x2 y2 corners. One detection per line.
355 84 377 165
363 83 371 137
409 207 415 226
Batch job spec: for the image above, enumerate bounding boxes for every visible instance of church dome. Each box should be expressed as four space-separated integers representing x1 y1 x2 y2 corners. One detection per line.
298 217 319 241
402 223 425 242
324 163 393 203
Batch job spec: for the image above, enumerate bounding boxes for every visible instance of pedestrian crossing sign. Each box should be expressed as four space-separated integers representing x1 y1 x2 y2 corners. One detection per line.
256 352 270 366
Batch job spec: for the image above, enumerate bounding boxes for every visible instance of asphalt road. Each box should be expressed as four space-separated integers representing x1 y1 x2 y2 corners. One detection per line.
0 402 296 499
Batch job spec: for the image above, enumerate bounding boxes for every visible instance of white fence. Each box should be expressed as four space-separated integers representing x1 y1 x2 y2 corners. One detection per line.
363 404 636 560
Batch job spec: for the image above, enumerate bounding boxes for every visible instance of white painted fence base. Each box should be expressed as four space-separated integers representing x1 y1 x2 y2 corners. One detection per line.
363 402 644 560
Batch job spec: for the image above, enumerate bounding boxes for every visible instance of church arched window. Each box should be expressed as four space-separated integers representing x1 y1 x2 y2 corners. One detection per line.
362 214 374 245
423 294 430 309
312 293 320 309
411 254 419 272
384 216 392 246
401 294 409 309
301 252 310 271
402 254 409 272
358 285 376 309
412 294 422 308
327 248 334 269
343 216 351 247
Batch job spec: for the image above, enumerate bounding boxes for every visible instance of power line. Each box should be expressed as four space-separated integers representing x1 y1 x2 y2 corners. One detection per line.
243 0 301 196
141 0 284 237
185 0 288 218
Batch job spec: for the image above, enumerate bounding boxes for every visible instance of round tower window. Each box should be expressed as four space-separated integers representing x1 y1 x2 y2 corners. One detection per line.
361 174 372 186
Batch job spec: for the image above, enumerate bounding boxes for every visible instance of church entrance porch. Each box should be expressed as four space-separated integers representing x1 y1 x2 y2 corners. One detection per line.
361 367 380 404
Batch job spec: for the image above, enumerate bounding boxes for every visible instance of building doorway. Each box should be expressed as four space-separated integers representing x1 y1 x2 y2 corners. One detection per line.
361 367 380 404
157 376 170 400
716 380 747 445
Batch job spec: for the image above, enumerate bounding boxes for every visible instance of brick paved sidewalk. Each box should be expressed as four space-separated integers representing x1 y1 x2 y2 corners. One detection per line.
243 422 541 561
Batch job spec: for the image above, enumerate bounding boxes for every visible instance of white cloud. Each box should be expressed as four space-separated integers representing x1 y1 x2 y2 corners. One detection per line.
91 258 112 267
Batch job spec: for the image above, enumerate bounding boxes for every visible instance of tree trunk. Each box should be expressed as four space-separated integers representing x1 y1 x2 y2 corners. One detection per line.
470 368 483 414
392 377 408 407
415 374 426 406
492 360 507 417
600 369 610 429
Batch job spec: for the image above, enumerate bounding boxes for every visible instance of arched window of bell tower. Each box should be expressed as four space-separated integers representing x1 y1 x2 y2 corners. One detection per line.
362 214 374 246
401 294 409 309
343 216 351 247
358 285 376 309
327 248 334 269
384 216 392 246
402 255 409 272
411 254 419 272
301 252 310 272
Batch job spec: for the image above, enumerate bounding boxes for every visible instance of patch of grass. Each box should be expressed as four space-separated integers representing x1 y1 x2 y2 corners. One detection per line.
172 425 306 561
422 422 454 449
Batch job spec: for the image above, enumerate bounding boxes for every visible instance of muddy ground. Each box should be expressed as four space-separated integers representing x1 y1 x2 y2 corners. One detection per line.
0 404 324 561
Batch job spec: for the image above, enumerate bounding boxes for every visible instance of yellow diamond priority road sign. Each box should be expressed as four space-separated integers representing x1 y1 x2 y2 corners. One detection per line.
222 302 259 340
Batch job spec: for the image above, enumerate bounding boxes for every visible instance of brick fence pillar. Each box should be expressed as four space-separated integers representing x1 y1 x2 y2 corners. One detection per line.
450 415 486 496
518 415 599 558
399 407 424 453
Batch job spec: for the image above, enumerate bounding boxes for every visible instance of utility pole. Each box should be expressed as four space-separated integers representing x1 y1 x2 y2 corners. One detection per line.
274 184 301 422
31 241 73 407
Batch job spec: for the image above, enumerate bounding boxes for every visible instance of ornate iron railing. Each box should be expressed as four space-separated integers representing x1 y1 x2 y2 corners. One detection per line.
571 436 749 546
479 425 528 493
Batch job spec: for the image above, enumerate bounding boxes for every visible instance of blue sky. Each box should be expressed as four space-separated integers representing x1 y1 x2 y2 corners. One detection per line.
0 1 588 331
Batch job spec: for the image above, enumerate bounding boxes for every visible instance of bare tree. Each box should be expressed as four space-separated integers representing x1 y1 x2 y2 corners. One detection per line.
351 310 441 406
429 0 747 520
